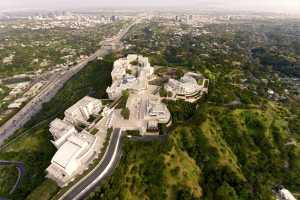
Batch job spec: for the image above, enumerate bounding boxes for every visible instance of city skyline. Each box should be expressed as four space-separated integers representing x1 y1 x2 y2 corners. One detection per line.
0 0 300 14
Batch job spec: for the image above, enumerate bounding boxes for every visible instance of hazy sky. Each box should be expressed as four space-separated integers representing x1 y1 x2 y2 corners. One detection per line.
0 0 300 13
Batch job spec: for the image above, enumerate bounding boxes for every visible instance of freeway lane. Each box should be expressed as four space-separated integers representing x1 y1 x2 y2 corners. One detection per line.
60 128 123 200
0 19 139 145
0 48 110 145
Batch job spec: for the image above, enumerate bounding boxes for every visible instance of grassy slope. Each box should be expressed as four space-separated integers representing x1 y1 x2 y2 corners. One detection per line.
0 56 114 200
101 20 300 200
88 99 300 200
88 139 202 200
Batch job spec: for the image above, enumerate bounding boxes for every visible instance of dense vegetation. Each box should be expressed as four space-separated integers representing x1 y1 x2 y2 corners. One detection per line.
121 107 130 120
0 55 114 200
0 21 126 76
252 47 300 78
88 19 300 200
89 97 300 200
1 17 300 200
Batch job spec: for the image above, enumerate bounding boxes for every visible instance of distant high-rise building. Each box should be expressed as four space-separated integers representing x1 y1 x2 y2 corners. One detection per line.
111 15 119 22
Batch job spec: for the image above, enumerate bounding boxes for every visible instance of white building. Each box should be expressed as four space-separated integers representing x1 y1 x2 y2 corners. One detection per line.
7 97 29 109
64 96 102 125
24 82 45 97
46 96 104 187
145 97 171 133
107 55 173 135
165 72 209 103
106 54 154 99
146 97 171 124
46 129 99 187
124 92 171 135
49 118 78 148
106 74 139 99
111 58 130 81
7 102 23 109
274 186 297 200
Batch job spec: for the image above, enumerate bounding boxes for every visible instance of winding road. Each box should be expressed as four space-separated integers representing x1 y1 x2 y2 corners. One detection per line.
59 128 124 200
0 160 25 195
0 18 141 200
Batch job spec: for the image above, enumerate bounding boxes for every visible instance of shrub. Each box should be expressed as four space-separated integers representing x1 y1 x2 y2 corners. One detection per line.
159 87 168 97
126 69 132 74
130 60 139 66
121 107 130 119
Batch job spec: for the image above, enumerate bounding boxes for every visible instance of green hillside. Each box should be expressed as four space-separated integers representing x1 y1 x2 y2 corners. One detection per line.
0 18 300 200
88 20 300 200
88 99 300 200
0 56 114 200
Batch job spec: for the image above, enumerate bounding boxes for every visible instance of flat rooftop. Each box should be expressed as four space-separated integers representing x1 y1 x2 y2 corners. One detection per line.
52 141 81 169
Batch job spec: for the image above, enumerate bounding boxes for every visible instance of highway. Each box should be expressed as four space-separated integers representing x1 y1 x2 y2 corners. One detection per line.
59 128 124 200
0 19 139 145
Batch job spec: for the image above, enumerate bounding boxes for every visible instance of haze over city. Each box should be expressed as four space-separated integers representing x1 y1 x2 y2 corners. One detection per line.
1 0 300 199
0 0 300 14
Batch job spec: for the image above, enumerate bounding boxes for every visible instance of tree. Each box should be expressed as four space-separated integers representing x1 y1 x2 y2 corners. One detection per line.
130 59 139 66
175 69 184 79
215 182 239 200
126 69 132 75
121 107 130 120
117 90 129 109
167 91 173 97
122 89 129 99
176 187 199 200
159 87 168 97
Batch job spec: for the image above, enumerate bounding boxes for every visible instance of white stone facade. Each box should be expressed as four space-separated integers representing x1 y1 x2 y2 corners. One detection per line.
106 54 154 100
145 96 171 124
49 118 78 148
46 129 100 187
64 96 102 125
46 96 103 187
165 72 209 103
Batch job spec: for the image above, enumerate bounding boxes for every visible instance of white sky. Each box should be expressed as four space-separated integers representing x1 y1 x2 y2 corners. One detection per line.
0 0 299 13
